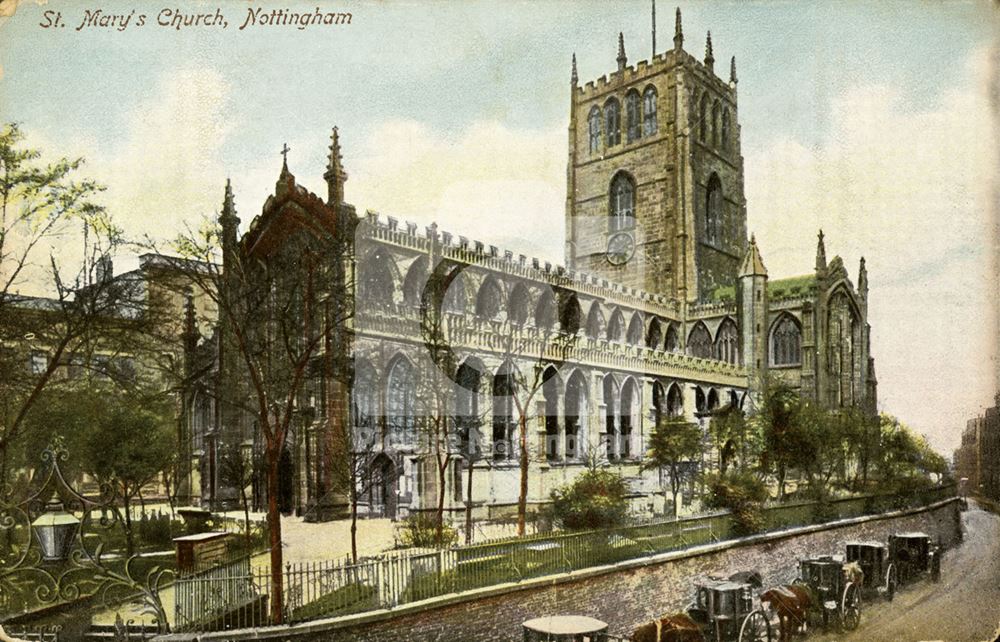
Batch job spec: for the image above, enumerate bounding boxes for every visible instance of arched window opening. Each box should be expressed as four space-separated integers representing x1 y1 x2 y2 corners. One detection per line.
714 318 739 365
607 308 625 342
588 106 602 154
605 97 621 147
535 289 557 330
707 388 720 411
705 174 722 245
565 371 588 460
475 276 504 320
665 324 680 352
712 100 721 147
509 283 530 325
695 387 706 413
646 318 663 350
687 322 713 359
698 93 709 142
721 108 731 151
667 383 684 417
585 303 605 340
402 257 427 307
442 270 466 315
559 293 582 335
455 361 483 458
771 315 802 366
492 366 517 461
542 367 560 461
643 86 658 136
603 375 619 461
609 173 636 232
353 361 378 445
619 379 637 458
625 90 641 142
626 313 644 346
360 247 396 308
652 381 666 427
386 357 417 446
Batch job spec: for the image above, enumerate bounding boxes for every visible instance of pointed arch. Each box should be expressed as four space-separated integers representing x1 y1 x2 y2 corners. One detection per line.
492 361 518 461
442 267 467 314
705 173 722 245
475 274 505 320
588 105 602 154
711 100 721 146
619 377 639 458
707 388 720 411
565 369 588 460
625 88 641 142
509 282 531 325
666 383 684 417
534 288 557 330
386 354 417 445
559 292 582 335
605 97 621 146
626 312 644 345
665 323 680 352
721 107 731 150
603 374 620 460
770 313 802 367
609 172 636 232
585 302 606 340
455 357 485 458
352 359 378 443
652 380 666 426
642 85 658 136
402 256 428 307
687 321 712 359
695 386 707 413
541 365 561 461
607 307 625 342
698 92 709 142
646 317 663 350
714 317 739 365
359 245 398 308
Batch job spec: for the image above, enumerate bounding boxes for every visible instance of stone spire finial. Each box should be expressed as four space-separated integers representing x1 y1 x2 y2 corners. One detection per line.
182 286 198 351
816 229 827 272
324 126 348 206
858 256 868 297
730 56 738 85
617 32 627 72
571 53 578 86
673 7 683 51
651 0 657 56
705 31 714 72
220 178 238 227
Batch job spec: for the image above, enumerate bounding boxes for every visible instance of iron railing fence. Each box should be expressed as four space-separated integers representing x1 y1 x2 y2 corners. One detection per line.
174 484 956 632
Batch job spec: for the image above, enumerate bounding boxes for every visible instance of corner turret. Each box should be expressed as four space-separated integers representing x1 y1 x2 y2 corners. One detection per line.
738 235 769 377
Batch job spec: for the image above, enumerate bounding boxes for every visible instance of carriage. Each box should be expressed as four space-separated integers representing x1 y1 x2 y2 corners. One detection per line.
685 575 772 642
845 540 897 600
795 555 862 631
888 532 941 585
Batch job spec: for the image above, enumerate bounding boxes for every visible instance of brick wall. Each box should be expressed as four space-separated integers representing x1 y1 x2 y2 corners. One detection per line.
163 499 960 642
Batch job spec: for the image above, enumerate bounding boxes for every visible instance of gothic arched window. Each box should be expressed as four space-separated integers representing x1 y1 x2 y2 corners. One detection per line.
665 324 680 352
565 371 588 460
386 357 417 445
360 247 396 308
705 173 722 245
585 303 605 340
603 375 619 460
666 383 684 417
609 173 635 232
715 317 739 365
353 360 377 443
625 90 641 142
475 276 504 320
559 293 582 335
492 366 516 461
699 93 709 142
619 378 638 458
442 270 466 315
455 361 483 457
771 315 802 366
588 106 602 154
607 308 625 342
402 257 427 307
535 289 557 330
643 86 658 136
509 283 530 325
712 100 721 147
721 108 731 151
605 97 621 147
687 322 712 359
626 313 644 346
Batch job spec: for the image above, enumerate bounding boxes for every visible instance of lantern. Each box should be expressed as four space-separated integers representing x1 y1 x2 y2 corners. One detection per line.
31 498 79 561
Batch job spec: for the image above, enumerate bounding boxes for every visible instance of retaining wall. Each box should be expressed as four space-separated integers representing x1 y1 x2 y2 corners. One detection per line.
158 498 961 642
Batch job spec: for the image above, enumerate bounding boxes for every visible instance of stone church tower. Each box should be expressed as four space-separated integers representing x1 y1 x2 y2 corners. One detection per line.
565 8 747 303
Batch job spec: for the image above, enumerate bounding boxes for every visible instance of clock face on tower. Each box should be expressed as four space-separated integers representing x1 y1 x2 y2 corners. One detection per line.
606 231 635 266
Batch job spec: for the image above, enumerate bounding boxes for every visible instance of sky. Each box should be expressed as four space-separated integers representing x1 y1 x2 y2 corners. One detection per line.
0 0 997 454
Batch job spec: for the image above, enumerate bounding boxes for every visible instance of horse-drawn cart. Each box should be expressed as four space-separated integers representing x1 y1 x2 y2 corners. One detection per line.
796 555 862 631
845 541 897 600
888 532 941 585
685 575 772 642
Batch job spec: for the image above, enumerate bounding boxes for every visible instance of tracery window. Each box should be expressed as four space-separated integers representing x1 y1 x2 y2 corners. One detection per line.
712 100 721 147
442 271 466 314
625 90 641 142
588 106 602 154
721 108 731 151
492 367 517 461
705 174 722 245
565 372 587 460
642 86 658 136
475 277 504 320
771 315 802 366
698 93 709 142
386 358 417 445
360 247 395 308
353 361 378 440
715 318 739 365
455 362 482 457
687 322 713 359
605 97 621 147
509 283 530 325
609 173 635 232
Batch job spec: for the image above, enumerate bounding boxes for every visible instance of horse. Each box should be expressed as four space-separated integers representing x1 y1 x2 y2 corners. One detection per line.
631 613 703 642
760 584 812 642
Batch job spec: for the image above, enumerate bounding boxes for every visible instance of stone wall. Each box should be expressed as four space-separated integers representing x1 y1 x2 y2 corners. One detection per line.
161 499 960 642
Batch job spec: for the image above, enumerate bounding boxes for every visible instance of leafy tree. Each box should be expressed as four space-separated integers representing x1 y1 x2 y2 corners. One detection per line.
644 416 702 516
702 471 768 535
755 382 815 499
81 387 175 556
551 467 630 530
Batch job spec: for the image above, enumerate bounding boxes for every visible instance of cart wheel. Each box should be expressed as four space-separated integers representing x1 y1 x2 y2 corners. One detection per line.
739 609 772 642
886 564 897 601
841 583 861 631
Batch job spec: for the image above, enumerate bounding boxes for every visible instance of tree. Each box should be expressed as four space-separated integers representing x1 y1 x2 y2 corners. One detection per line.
551 466 630 530
81 387 175 556
0 123 152 490
217 443 256 551
755 382 815 499
644 416 702 516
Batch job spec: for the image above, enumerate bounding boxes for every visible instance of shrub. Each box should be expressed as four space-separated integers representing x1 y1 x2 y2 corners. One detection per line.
703 472 768 536
551 468 630 530
398 513 458 548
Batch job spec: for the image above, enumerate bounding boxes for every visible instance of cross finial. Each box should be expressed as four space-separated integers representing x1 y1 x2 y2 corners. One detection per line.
281 143 291 164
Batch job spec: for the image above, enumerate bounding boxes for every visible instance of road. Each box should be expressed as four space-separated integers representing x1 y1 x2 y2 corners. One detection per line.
809 501 1000 642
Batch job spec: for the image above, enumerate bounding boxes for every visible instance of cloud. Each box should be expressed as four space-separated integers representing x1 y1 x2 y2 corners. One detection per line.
745 45 1000 453
350 120 567 263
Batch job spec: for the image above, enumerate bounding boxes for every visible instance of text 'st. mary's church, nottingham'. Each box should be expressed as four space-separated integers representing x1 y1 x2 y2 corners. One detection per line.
184 8 877 520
